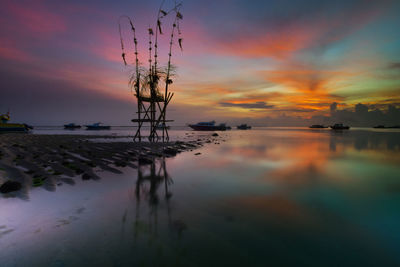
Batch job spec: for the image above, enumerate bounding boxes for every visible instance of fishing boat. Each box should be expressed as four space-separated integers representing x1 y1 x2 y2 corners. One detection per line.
237 124 251 130
85 122 111 130
330 123 350 130
188 121 228 131
64 123 81 129
0 112 32 133
309 124 328 128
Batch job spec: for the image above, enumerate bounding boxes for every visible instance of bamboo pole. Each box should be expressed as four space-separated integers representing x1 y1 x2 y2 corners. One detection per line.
162 4 182 141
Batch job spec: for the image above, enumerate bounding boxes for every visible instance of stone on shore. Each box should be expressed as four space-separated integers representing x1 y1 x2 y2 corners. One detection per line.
0 180 22 193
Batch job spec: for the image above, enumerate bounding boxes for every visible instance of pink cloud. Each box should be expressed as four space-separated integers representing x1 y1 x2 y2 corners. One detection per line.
0 38 36 62
5 0 66 35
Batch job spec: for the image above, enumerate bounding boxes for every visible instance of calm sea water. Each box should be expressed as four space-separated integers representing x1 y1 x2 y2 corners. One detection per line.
1 127 400 266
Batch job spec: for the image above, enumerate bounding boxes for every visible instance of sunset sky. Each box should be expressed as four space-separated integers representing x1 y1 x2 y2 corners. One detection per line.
1 0 400 125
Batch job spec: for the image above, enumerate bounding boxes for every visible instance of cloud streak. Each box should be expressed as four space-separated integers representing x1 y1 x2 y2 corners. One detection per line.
219 101 274 110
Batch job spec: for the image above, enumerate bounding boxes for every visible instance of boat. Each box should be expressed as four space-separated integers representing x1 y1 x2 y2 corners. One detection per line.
64 123 81 129
188 121 228 131
309 124 328 129
85 122 111 130
156 123 170 130
0 112 32 133
237 124 252 130
330 123 350 130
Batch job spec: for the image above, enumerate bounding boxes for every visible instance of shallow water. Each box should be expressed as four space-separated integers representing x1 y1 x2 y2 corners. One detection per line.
1 128 400 266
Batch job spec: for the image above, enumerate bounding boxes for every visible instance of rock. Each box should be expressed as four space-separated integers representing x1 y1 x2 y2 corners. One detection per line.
148 152 162 157
82 173 92 180
75 168 84 175
163 148 178 156
61 178 75 185
86 161 96 167
0 181 22 193
186 143 197 148
115 161 127 167
33 177 47 187
212 133 219 136
138 157 153 165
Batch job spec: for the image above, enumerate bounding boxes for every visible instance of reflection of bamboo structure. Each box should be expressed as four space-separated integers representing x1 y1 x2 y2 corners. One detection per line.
132 154 187 263
134 155 173 241
119 2 183 142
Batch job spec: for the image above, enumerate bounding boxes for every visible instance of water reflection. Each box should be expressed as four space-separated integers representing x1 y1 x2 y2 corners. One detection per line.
135 155 172 206
1 129 400 266
328 130 400 151
165 129 400 266
128 154 188 265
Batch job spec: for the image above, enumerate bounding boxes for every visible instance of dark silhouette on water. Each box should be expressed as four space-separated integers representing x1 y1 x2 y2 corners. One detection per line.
237 124 252 130
85 122 111 130
132 151 187 264
330 123 350 130
119 2 183 142
188 121 229 131
64 123 81 129
309 124 327 129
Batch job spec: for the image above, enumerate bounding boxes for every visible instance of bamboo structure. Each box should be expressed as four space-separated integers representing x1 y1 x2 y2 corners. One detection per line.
119 2 183 142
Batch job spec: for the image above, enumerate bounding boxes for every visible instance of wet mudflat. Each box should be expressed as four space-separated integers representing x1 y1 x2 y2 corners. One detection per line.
1 128 400 266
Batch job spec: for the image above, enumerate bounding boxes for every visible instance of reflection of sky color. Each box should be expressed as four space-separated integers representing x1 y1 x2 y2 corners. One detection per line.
1 0 400 124
1 129 400 265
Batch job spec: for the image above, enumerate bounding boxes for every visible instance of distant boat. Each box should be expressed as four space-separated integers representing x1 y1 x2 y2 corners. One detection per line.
85 122 111 130
64 123 81 129
0 112 32 133
237 124 252 130
373 125 385 129
188 121 228 131
156 123 170 130
309 124 328 129
330 123 350 130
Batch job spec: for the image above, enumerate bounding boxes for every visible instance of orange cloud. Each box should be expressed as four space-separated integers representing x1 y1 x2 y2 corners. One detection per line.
210 1 390 59
258 68 349 115
216 26 316 59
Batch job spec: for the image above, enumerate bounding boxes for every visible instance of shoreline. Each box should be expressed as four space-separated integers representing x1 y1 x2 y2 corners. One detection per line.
0 133 221 197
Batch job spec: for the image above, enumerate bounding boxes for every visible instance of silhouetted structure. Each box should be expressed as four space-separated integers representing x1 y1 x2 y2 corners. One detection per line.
119 2 183 142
